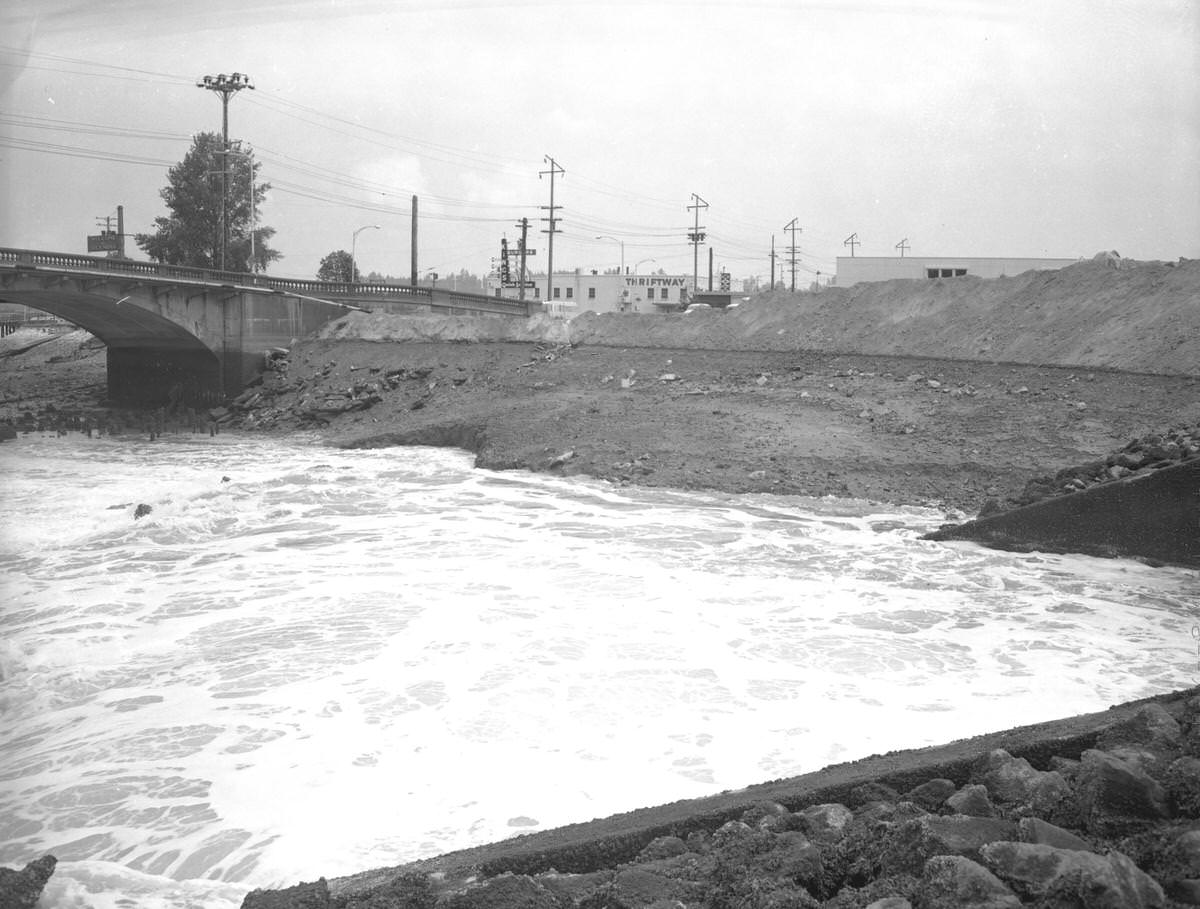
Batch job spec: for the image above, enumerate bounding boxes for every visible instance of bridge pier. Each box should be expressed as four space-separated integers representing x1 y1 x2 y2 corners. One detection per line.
107 347 223 408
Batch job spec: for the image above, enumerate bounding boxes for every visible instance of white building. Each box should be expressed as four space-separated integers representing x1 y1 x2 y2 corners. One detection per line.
484 270 695 317
835 256 1080 288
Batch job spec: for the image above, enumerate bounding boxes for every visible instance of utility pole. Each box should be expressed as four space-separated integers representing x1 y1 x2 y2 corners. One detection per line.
895 238 909 258
539 156 564 307
518 217 530 302
411 195 419 286
844 232 860 257
224 145 257 272
687 193 708 301
784 218 802 292
708 247 714 292
94 212 115 258
197 72 254 271
770 235 776 290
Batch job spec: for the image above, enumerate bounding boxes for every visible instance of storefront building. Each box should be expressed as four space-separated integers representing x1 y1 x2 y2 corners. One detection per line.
484 270 695 317
834 256 1080 287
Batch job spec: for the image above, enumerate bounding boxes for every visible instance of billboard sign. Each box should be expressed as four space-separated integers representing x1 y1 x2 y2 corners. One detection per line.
87 232 120 253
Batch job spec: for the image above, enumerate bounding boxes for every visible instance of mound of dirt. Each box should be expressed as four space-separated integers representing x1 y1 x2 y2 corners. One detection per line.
568 257 1200 376
316 311 571 345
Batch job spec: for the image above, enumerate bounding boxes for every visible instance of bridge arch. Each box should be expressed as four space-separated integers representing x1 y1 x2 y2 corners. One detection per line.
1 247 533 407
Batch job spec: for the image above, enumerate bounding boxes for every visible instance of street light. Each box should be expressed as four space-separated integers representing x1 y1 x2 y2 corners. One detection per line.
595 235 624 276
350 224 380 284
197 72 254 271
634 258 656 274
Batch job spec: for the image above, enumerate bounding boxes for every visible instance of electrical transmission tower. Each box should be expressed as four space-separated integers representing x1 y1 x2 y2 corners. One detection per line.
687 193 708 300
539 156 564 305
784 218 802 292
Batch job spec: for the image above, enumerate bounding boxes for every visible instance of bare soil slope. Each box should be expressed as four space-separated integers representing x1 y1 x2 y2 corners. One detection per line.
568 255 1200 375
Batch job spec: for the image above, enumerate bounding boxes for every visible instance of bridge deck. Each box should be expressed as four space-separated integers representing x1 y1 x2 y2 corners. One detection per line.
0 247 532 318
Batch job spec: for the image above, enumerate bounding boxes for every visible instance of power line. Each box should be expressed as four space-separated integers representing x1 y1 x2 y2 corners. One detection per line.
0 45 861 276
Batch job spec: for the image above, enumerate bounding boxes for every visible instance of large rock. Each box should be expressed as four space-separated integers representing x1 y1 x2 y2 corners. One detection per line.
611 866 680 905
635 835 689 862
1075 748 1172 835
1182 695 1200 756
1158 828 1200 886
976 748 1071 815
879 815 1017 875
799 802 854 843
440 873 560 909
904 778 956 812
1165 757 1200 818
0 856 57 909
946 784 996 818
1097 703 1184 755
980 841 1165 908
1015 816 1092 852
918 855 1021 908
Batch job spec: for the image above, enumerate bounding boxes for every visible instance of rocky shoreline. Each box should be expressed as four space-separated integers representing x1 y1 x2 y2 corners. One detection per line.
234 688 1200 908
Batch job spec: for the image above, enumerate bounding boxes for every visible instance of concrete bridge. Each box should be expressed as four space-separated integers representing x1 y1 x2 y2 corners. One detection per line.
0 248 531 406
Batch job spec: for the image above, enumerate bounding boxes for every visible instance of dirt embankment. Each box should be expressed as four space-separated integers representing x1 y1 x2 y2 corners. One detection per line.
3 255 1198 518
190 256 1195 515
567 255 1200 375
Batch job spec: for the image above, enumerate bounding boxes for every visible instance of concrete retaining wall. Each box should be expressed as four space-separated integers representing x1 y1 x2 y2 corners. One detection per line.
924 459 1200 568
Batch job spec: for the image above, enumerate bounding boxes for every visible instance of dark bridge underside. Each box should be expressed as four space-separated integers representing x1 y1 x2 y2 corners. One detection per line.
0 289 220 406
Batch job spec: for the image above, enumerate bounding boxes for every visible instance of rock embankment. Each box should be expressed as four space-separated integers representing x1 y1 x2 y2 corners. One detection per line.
243 692 1200 908
1008 424 1200 510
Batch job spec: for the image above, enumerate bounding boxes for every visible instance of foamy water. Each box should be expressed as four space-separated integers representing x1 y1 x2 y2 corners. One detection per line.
1 432 1197 908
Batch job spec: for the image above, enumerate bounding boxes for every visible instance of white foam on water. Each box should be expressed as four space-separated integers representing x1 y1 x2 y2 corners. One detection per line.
2 432 1197 906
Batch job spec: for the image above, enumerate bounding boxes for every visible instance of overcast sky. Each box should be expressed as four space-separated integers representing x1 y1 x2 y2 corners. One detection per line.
2 0 1197 284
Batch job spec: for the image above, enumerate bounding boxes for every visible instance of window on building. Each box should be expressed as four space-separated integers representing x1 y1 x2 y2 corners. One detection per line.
647 288 656 300
495 289 502 298
553 287 561 299
588 287 596 299
928 268 969 279
679 288 687 301
566 287 573 299
534 287 540 299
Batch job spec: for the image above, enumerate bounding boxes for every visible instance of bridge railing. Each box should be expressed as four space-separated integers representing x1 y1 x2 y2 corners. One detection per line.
0 247 533 317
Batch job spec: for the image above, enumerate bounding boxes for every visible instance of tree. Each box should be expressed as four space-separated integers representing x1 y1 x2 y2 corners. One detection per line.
317 250 356 283
136 132 280 273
